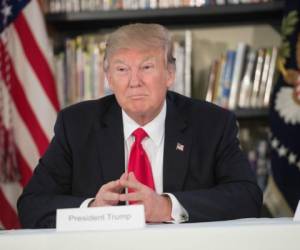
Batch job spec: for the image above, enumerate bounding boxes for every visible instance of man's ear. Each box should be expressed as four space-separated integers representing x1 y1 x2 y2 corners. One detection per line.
166 65 175 88
105 72 114 92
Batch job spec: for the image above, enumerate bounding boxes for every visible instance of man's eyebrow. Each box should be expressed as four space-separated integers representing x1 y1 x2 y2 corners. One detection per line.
111 59 127 64
142 56 156 62
111 56 156 65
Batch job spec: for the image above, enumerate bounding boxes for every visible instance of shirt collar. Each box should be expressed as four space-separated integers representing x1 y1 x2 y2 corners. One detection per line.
122 100 166 146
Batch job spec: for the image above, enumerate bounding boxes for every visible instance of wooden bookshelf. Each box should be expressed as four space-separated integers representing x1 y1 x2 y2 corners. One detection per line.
46 1 282 122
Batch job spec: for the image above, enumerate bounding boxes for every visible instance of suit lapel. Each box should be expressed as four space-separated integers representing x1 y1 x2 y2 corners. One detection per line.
163 96 192 192
95 99 125 183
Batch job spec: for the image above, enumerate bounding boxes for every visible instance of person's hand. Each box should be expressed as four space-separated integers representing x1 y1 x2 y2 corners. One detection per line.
119 172 172 222
89 173 127 207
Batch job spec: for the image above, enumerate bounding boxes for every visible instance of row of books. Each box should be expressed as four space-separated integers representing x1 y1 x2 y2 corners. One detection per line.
54 35 109 107
239 127 270 191
248 139 270 191
205 43 278 110
54 31 191 107
44 0 272 13
170 31 192 99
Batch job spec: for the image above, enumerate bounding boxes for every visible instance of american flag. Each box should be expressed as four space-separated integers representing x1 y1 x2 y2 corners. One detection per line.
266 1 300 217
0 0 59 229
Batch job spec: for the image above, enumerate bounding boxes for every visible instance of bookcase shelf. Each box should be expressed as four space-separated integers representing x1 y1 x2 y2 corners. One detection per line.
46 1 282 122
46 1 284 32
235 108 269 120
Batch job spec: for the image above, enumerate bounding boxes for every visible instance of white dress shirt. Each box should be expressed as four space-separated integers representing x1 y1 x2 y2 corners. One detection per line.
81 100 188 223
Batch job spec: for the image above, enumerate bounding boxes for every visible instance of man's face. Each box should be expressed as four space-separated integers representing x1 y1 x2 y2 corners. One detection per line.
106 47 174 125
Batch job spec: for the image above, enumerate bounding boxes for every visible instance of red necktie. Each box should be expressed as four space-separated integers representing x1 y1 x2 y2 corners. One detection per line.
128 128 155 191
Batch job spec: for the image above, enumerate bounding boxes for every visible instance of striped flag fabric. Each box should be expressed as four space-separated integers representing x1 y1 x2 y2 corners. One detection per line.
0 0 59 229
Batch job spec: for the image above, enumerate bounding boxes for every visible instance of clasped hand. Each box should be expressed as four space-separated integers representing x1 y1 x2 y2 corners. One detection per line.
89 172 172 222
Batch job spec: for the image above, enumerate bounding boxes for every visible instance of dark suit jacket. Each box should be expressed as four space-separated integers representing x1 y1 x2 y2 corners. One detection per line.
17 91 262 228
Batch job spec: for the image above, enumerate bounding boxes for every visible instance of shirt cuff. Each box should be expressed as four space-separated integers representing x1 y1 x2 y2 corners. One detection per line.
163 193 189 223
80 198 95 208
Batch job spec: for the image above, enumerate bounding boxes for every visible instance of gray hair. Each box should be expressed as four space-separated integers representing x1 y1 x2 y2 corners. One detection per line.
103 23 175 71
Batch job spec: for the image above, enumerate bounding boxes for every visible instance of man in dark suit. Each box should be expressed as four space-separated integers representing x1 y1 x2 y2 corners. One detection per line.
17 23 262 228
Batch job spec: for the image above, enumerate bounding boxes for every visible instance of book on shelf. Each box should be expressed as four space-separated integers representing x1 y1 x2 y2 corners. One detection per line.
227 0 240 4
172 40 185 95
44 0 275 13
228 42 248 110
75 37 84 103
205 59 219 103
263 46 278 107
184 30 192 97
219 50 236 109
238 49 257 108
170 30 192 97
256 47 272 108
206 43 278 111
65 39 76 105
214 54 227 105
205 56 225 104
250 48 265 108
215 0 226 4
54 53 65 108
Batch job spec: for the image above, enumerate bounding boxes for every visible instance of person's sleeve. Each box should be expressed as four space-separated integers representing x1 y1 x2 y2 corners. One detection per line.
17 111 86 228
171 112 262 222
163 193 189 223
80 198 95 208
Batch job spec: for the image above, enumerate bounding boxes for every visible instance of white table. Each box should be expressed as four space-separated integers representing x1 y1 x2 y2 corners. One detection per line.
1 218 299 250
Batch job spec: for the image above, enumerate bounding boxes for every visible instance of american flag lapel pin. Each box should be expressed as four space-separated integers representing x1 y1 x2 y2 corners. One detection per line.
176 143 184 152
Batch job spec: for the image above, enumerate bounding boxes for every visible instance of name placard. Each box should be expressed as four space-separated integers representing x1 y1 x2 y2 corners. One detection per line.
294 200 300 222
56 205 145 231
